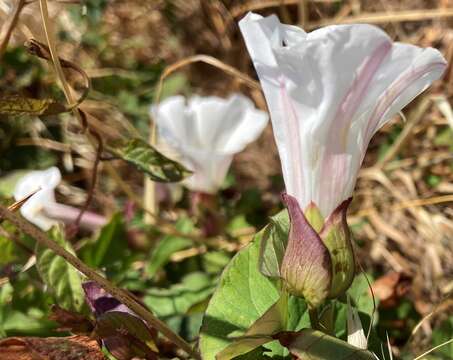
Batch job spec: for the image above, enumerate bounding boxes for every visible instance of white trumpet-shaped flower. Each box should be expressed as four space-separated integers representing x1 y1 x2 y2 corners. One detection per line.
239 13 447 217
152 94 269 193
13 167 106 231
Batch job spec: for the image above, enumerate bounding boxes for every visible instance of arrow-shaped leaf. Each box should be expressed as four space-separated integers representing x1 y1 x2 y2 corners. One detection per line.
108 138 192 183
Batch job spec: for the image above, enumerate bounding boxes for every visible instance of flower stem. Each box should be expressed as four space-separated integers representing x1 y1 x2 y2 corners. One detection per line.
44 203 106 231
0 204 200 359
309 307 321 330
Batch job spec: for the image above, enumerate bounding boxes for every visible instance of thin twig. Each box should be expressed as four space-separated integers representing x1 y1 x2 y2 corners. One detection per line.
350 194 453 219
298 0 308 28
308 8 453 29
38 0 102 232
230 0 338 18
0 0 26 57
0 205 200 359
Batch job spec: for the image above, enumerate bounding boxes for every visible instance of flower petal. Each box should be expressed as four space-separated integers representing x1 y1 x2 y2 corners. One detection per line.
182 151 233 194
240 13 446 217
152 93 268 193
13 166 61 200
20 188 57 231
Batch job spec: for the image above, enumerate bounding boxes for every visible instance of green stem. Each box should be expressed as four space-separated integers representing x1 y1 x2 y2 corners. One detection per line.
309 307 321 330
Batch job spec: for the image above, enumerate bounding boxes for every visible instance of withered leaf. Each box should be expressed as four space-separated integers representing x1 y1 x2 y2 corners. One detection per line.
0 95 68 116
0 335 105 360
49 305 94 335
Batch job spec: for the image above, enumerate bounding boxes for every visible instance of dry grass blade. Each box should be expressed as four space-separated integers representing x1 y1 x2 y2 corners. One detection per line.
352 195 453 219
153 54 260 104
413 338 453 360
230 0 338 18
308 8 453 28
0 0 26 57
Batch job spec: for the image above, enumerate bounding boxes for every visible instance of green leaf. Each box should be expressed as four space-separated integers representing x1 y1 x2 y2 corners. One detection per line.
146 217 194 278
347 273 376 318
216 293 288 360
199 228 281 360
108 138 192 182
82 213 127 268
276 329 376 360
432 317 453 359
0 233 17 265
259 210 289 278
144 272 215 317
0 170 28 197
202 251 231 274
0 95 68 116
35 225 85 312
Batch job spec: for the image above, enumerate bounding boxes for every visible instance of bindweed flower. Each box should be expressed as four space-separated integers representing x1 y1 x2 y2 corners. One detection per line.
13 167 106 231
152 94 269 194
240 13 446 305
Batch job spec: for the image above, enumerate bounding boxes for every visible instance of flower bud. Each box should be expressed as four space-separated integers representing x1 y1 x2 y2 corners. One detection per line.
280 194 331 308
279 194 355 308
319 198 355 299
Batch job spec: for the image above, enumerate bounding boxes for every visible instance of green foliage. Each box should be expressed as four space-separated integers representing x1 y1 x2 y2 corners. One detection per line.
146 217 194 278
145 272 215 318
81 213 128 268
277 329 375 360
199 225 310 360
259 209 289 278
108 138 192 182
432 317 453 359
144 272 216 341
35 226 85 312
199 230 281 359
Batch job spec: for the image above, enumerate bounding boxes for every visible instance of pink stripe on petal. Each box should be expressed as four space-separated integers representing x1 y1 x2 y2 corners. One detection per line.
319 41 391 215
362 61 446 154
330 41 392 150
279 78 304 204
318 152 349 216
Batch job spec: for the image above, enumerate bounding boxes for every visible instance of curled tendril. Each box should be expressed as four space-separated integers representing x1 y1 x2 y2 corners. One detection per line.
24 39 91 109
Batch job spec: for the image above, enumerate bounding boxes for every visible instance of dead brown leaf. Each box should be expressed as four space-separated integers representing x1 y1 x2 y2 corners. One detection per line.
0 335 105 360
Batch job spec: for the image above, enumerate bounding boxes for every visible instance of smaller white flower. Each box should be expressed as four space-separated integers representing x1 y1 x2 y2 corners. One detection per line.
13 167 106 231
14 167 61 230
152 94 269 193
347 295 368 350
